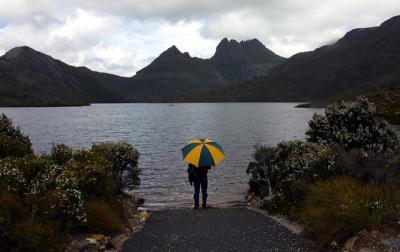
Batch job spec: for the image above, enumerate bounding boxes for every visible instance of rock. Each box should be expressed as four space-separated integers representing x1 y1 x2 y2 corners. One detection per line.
344 236 358 251
344 236 359 250
88 234 106 246
85 238 99 246
65 239 83 252
139 211 150 223
137 197 145 205
359 248 375 252
110 234 129 251
382 237 400 247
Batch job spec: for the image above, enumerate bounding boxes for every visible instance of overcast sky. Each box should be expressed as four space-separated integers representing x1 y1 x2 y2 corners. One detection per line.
0 0 399 76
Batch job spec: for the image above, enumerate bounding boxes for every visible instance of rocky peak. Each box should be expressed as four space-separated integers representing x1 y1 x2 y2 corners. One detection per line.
211 38 285 65
150 45 192 65
136 45 193 74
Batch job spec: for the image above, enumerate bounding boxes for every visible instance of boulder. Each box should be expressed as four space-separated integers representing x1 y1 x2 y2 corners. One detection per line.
136 197 145 205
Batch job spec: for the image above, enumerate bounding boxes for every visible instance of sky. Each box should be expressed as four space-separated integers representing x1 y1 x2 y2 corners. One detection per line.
0 0 399 77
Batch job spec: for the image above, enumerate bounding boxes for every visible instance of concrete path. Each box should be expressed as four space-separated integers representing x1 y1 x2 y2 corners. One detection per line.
122 207 312 252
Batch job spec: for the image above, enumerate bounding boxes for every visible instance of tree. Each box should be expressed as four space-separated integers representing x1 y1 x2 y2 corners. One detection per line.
246 145 276 198
0 114 32 158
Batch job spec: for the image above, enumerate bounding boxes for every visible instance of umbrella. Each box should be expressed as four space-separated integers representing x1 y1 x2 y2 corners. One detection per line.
181 138 225 167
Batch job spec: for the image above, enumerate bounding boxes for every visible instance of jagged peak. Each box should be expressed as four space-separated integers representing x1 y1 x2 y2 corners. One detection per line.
165 45 181 54
158 45 191 59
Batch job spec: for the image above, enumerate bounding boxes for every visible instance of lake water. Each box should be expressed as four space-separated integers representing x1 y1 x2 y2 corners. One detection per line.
0 103 323 209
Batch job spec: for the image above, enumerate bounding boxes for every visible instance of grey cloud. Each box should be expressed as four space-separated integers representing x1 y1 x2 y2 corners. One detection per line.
0 0 400 75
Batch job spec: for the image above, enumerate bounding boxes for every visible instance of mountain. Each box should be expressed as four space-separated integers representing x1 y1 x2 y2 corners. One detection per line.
125 39 285 101
222 15 400 102
210 38 285 82
0 38 285 105
125 46 226 101
0 46 129 106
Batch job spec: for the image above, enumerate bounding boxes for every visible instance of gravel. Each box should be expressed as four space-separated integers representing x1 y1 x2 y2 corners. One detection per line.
122 207 312 252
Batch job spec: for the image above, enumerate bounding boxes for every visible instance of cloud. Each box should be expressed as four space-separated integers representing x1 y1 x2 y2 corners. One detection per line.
0 0 399 76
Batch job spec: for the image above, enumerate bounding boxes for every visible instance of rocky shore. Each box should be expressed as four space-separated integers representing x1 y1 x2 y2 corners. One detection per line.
66 193 150 252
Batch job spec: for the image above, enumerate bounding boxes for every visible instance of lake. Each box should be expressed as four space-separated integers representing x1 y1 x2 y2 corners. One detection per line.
0 103 323 209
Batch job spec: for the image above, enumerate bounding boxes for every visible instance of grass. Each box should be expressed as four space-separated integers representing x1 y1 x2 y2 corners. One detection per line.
300 177 400 249
84 200 124 234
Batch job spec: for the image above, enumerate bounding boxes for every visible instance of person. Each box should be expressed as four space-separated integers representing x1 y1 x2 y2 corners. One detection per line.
187 164 210 209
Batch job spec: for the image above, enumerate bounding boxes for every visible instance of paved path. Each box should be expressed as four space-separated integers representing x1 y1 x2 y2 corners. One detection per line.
122 207 312 252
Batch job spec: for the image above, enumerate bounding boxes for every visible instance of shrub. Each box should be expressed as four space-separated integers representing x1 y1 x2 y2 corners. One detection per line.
50 144 72 165
334 146 400 185
92 142 141 190
0 115 141 251
0 114 32 159
306 96 399 152
300 177 400 249
246 145 275 197
247 141 337 216
9 222 67 252
84 200 124 233
0 216 6 244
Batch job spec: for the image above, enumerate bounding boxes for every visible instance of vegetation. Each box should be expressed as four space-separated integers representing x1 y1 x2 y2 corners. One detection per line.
365 88 400 125
301 177 400 249
306 96 399 152
0 114 140 251
247 97 400 249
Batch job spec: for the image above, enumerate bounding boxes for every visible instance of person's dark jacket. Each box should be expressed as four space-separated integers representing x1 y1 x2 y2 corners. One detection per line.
187 164 210 185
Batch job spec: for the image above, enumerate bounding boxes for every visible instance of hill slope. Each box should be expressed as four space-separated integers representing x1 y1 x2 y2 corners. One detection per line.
223 15 400 102
0 46 129 106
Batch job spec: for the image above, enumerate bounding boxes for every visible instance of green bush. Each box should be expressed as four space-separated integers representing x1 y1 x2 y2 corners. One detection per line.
306 96 399 152
92 142 141 190
9 222 67 252
246 145 275 197
247 141 337 217
334 146 400 185
0 115 141 251
50 144 72 165
300 177 400 249
0 114 32 158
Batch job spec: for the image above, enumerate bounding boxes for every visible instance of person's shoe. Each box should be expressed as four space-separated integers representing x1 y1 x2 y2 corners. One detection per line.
202 205 207 209
193 206 199 210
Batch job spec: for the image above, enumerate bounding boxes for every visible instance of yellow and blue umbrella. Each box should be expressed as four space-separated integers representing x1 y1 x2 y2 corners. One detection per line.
181 138 225 167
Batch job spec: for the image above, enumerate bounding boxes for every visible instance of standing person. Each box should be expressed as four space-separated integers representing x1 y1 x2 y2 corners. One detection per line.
187 164 210 209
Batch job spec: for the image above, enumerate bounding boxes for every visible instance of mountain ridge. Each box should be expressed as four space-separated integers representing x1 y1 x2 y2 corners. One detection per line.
214 15 400 102
0 38 285 105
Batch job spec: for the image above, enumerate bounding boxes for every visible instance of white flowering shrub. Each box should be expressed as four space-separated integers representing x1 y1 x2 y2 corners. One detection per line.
51 188 86 223
306 96 399 152
333 146 400 185
0 115 141 251
247 141 337 214
0 158 27 193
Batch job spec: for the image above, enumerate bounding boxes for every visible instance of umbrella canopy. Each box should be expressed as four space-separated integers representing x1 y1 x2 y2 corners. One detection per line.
181 138 225 167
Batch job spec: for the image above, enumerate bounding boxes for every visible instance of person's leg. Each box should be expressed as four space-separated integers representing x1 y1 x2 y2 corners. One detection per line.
201 174 208 208
193 179 200 209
